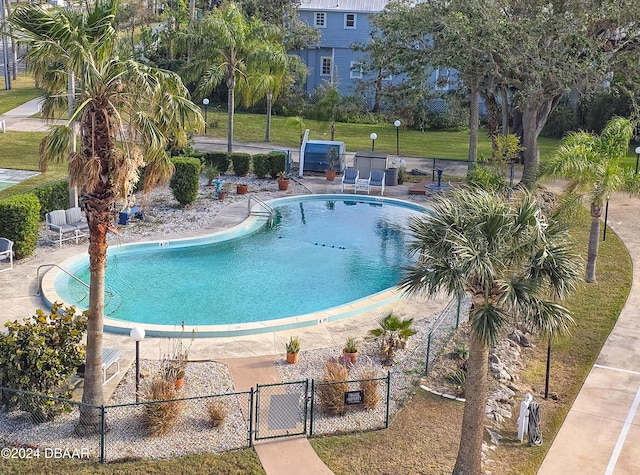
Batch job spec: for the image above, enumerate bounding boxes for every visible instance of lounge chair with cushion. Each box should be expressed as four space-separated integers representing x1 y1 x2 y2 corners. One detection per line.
367 169 386 195
45 206 89 247
0 238 13 272
341 168 359 192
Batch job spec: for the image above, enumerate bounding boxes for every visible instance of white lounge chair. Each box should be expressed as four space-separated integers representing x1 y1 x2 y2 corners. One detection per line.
367 169 386 195
341 168 359 192
0 238 14 272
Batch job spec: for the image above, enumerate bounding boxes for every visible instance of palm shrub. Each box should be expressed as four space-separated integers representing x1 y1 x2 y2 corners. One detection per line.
317 360 348 415
368 311 416 365
170 157 201 206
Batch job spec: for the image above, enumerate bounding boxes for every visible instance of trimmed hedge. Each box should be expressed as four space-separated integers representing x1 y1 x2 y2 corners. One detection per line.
231 153 251 177
169 157 201 206
252 154 270 178
0 194 40 259
267 151 287 178
203 152 230 173
30 179 70 219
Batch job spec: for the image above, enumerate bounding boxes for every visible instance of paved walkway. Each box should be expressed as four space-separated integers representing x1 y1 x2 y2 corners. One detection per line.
2 100 640 473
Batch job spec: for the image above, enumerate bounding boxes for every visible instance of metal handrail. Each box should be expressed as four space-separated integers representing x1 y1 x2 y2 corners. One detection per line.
36 263 114 300
248 194 274 217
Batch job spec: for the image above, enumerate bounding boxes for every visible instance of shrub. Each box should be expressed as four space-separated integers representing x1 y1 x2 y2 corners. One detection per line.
230 153 251 176
141 376 182 436
30 179 69 218
0 193 40 259
207 400 229 428
466 165 506 193
267 151 287 178
203 152 230 173
0 302 87 422
452 344 469 360
446 368 467 397
252 153 270 178
317 360 348 415
204 166 220 185
359 368 381 410
169 157 201 206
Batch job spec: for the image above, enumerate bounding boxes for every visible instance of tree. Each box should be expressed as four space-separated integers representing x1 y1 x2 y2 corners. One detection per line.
179 2 280 152
400 189 581 474
10 0 202 433
542 117 639 283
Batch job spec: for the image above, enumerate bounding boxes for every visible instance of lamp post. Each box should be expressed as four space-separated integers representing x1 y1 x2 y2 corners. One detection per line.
370 132 377 152
635 146 640 174
202 98 209 134
129 326 145 403
394 120 401 155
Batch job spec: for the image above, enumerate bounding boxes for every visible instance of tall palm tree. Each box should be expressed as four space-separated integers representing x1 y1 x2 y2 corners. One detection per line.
400 189 582 475
10 0 203 434
178 2 279 152
543 116 638 283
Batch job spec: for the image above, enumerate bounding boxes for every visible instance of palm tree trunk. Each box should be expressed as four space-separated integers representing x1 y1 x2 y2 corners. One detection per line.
77 217 107 434
468 83 479 170
586 213 601 283
227 80 235 153
453 333 488 475
264 91 272 142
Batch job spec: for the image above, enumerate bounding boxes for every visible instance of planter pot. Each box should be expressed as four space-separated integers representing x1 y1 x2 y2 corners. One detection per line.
326 170 337 181
218 191 227 200
277 178 290 191
175 377 185 390
343 350 358 365
286 352 299 364
237 184 249 195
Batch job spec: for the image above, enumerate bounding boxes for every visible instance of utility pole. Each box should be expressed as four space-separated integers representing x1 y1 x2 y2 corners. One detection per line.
1 0 11 90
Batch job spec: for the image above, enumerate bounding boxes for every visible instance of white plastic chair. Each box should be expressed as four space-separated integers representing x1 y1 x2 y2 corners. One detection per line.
368 169 386 195
341 168 359 192
0 238 14 272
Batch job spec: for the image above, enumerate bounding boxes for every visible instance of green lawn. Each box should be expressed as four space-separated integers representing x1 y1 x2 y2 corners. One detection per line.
0 75 41 114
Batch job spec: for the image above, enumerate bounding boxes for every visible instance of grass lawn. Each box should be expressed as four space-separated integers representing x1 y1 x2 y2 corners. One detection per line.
0 75 41 115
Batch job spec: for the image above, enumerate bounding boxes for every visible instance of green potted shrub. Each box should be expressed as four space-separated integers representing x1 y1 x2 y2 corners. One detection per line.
343 336 359 364
277 171 290 191
285 336 300 364
325 148 339 181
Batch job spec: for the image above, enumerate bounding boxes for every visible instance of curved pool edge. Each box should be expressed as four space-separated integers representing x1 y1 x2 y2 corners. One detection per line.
42 194 428 338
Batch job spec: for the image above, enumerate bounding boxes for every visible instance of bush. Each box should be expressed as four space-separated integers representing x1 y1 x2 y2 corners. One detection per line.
0 193 40 259
0 302 87 422
207 400 229 428
204 166 220 185
252 153 270 178
30 180 69 218
359 368 381 410
169 157 201 206
141 376 182 436
230 153 251 177
267 151 287 178
317 360 348 415
203 152 230 173
466 166 506 193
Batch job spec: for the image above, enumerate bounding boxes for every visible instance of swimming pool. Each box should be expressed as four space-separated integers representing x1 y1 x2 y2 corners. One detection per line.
48 195 427 336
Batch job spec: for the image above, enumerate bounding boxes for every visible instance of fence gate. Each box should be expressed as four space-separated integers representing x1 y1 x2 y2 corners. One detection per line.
254 380 309 441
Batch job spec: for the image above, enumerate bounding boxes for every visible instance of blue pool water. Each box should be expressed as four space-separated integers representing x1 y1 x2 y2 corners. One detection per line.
55 196 425 329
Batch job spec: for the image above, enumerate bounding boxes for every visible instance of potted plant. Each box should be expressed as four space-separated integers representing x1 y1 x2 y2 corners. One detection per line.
285 336 300 364
325 147 339 181
343 336 359 364
162 330 193 389
236 183 249 194
277 171 290 191
218 183 230 200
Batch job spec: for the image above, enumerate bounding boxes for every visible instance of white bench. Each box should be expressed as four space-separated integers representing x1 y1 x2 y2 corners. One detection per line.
45 207 89 247
102 348 122 386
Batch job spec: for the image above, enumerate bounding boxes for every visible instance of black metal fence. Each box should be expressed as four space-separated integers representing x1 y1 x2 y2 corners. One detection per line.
0 373 392 463
424 296 471 375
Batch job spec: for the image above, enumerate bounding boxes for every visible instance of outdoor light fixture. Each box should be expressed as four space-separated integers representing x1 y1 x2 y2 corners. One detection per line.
129 326 145 403
370 132 377 152
202 98 210 134
394 120 401 155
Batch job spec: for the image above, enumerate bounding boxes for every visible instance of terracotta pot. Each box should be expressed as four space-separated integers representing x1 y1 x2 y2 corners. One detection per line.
343 350 358 365
277 178 290 191
286 352 299 364
326 170 337 181
237 184 249 194
175 377 185 390
218 190 227 200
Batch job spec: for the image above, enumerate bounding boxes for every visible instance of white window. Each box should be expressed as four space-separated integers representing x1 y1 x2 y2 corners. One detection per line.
344 13 356 29
435 68 451 90
321 56 332 76
315 12 326 28
350 61 363 79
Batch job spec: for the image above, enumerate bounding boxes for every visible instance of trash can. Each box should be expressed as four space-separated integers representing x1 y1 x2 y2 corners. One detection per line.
385 167 398 186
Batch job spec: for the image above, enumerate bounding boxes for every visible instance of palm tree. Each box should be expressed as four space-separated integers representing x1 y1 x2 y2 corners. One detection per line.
10 0 203 434
178 2 280 152
543 116 638 283
400 189 581 475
